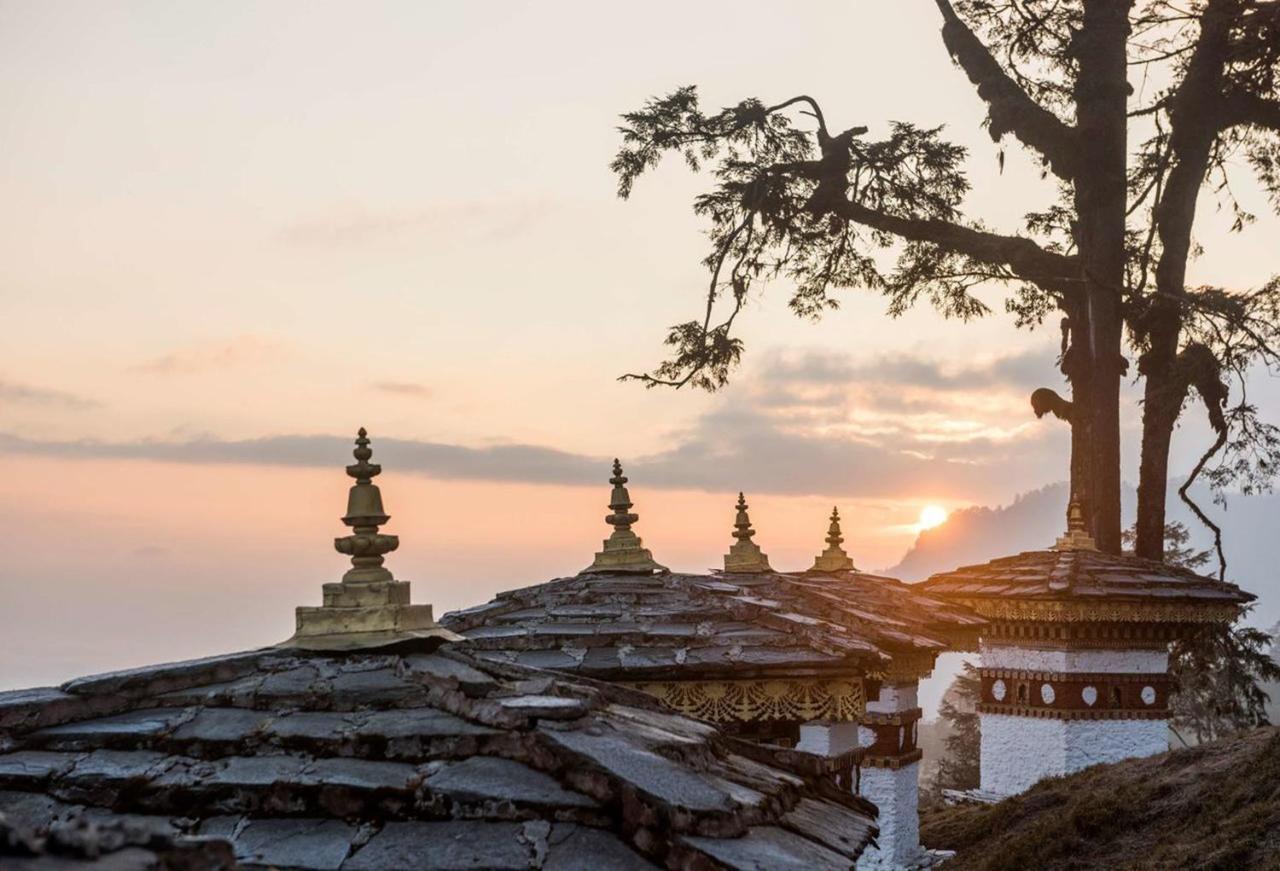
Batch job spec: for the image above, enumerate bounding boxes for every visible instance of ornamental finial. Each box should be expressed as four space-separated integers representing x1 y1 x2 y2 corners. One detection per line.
335 427 399 582
282 427 463 651
809 506 855 573
1054 496 1097 551
724 492 772 573
582 459 667 574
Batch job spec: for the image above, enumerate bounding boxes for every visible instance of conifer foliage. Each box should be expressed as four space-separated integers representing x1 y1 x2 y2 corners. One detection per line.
612 1 1280 564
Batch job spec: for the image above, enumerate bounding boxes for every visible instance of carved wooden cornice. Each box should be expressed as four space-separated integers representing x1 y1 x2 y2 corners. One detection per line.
977 703 1169 721
957 598 1240 624
860 706 923 727
863 749 924 769
867 651 939 682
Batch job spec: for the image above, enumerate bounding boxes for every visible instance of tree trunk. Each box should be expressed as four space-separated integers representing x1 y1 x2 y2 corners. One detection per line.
1135 370 1182 557
1134 0 1232 560
1070 0 1132 554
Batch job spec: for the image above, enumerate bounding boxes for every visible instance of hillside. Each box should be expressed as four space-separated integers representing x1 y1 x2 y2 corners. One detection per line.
920 726 1280 870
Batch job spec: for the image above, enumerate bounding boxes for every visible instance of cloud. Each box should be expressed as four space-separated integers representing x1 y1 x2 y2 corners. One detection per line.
132 335 289 375
277 199 555 248
0 408 1064 502
370 381 432 399
0 347 1072 501
0 379 99 410
0 431 604 487
760 347 1059 392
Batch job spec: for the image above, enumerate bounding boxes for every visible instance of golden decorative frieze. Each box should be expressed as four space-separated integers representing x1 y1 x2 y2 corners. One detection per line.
957 598 1241 624
624 677 865 723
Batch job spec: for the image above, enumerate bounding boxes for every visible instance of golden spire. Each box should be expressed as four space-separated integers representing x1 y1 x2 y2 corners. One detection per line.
724 492 772 573
581 459 667 574
1053 496 1097 551
335 427 399 582
282 428 461 651
809 506 855 573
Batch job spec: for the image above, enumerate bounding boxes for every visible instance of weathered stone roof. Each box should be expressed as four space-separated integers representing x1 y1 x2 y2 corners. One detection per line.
919 547 1254 621
443 570 985 680
0 645 877 869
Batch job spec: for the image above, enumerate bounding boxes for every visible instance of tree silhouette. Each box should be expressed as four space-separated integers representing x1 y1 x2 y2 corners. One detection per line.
611 0 1280 562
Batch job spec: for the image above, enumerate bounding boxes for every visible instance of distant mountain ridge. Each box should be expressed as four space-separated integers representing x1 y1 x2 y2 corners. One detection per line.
885 481 1280 630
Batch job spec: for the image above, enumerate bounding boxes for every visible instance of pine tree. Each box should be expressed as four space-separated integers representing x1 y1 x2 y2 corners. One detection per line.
1123 521 1280 742
933 662 982 793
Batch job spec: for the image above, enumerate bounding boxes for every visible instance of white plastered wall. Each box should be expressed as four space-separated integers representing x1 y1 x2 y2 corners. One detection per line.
979 643 1170 796
856 762 921 869
855 681 924 869
979 642 1168 674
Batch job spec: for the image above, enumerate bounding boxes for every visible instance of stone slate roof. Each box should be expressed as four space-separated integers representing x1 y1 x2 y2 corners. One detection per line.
442 570 985 680
919 547 1255 610
0 645 877 870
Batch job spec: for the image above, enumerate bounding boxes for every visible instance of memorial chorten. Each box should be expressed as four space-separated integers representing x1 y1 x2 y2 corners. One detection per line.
445 465 985 868
921 498 1254 797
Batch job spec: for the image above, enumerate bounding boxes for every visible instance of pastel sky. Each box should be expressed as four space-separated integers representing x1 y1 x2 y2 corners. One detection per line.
2 1 1277 691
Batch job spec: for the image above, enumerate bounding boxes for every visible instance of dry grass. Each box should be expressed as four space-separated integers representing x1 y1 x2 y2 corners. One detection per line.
920 726 1280 870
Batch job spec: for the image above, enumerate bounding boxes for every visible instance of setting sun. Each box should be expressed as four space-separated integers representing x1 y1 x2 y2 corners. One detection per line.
918 504 949 530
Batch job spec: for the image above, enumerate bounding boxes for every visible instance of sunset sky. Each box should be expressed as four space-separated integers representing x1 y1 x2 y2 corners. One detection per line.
2 1 1277 691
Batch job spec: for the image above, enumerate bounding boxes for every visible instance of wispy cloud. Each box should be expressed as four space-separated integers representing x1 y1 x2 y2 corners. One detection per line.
760 347 1059 392
0 379 99 410
370 380 432 399
0 348 1071 500
132 335 289 375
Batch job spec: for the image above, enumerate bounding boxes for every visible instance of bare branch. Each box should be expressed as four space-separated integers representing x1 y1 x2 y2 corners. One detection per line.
1179 429 1228 581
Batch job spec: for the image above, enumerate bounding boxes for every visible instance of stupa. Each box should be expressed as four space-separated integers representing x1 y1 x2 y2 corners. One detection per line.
921 499 1255 797
0 432 882 869
444 464 985 868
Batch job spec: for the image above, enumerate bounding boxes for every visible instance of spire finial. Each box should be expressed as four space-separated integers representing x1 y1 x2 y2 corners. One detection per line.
335 427 398 583
724 491 772 573
1054 496 1097 551
282 427 463 651
605 458 639 534
582 459 667 574
826 507 844 548
809 506 855 573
